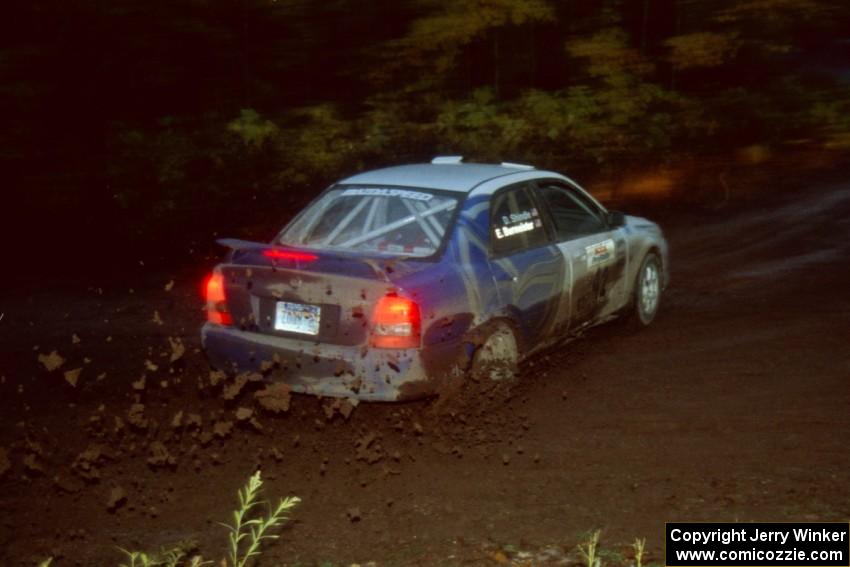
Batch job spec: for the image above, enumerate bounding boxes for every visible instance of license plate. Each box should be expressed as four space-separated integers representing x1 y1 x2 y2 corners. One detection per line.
274 301 320 335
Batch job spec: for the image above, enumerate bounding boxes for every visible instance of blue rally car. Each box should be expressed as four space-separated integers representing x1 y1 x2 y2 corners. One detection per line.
202 157 669 401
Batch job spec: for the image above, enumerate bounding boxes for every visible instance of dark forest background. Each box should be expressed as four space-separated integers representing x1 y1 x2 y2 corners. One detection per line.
4 0 850 280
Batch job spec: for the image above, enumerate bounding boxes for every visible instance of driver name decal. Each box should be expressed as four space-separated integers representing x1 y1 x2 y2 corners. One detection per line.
494 208 543 239
495 221 534 239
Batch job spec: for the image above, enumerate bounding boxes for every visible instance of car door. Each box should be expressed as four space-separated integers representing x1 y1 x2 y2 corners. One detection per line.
487 182 565 348
535 181 628 331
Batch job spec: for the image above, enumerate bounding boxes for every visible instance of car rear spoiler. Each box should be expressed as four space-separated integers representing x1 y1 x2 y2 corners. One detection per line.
216 238 393 283
216 238 275 251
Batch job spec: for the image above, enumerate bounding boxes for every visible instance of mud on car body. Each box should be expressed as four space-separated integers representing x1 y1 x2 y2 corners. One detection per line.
201 157 669 401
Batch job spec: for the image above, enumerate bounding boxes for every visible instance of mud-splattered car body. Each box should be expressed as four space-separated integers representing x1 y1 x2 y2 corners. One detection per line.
201 159 669 401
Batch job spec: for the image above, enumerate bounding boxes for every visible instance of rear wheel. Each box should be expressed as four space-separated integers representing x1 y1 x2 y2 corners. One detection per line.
628 252 662 327
469 322 519 381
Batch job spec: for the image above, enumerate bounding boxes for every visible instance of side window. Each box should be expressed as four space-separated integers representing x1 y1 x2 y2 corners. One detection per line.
538 184 606 241
490 184 548 256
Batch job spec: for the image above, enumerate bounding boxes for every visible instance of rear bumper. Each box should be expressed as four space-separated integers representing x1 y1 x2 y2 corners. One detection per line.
201 323 435 401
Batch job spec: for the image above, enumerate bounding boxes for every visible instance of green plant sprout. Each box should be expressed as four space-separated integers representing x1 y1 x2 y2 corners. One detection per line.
633 537 647 567
117 471 298 567
579 530 603 567
119 545 207 567
221 470 300 567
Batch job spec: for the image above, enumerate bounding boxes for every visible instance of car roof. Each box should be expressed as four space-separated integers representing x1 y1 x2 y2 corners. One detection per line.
337 163 541 193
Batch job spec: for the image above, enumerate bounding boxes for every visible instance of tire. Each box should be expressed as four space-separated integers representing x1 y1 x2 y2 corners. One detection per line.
627 252 662 328
469 322 519 381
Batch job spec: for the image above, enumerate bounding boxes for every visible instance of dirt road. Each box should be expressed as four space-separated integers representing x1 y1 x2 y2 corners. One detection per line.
1 179 849 566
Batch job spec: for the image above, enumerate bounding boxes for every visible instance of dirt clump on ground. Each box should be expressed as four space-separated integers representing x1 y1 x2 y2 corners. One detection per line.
147 441 177 469
254 383 292 414
72 444 110 482
106 486 127 512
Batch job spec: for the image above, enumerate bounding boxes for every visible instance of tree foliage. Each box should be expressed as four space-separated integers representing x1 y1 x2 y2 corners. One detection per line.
5 0 850 270
377 0 555 90
666 32 741 70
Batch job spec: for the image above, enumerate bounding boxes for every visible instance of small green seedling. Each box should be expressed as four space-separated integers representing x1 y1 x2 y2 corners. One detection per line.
633 537 646 567
117 471 297 567
221 470 300 567
578 530 602 567
119 547 207 567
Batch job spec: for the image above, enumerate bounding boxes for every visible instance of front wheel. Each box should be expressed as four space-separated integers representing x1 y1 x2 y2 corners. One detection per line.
630 252 662 327
469 323 519 381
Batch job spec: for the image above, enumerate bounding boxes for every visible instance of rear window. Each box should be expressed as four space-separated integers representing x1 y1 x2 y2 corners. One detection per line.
278 186 459 257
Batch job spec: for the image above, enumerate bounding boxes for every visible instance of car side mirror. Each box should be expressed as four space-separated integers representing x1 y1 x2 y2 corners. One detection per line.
607 210 626 228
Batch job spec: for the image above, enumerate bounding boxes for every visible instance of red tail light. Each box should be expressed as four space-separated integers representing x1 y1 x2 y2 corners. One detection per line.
263 249 318 262
204 271 232 326
370 294 421 349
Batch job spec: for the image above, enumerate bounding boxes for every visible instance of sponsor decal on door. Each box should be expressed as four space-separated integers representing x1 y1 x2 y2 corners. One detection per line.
585 238 615 268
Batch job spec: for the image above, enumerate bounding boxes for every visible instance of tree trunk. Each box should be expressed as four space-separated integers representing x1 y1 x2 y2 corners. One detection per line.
640 0 651 54
493 29 500 98
670 0 680 90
